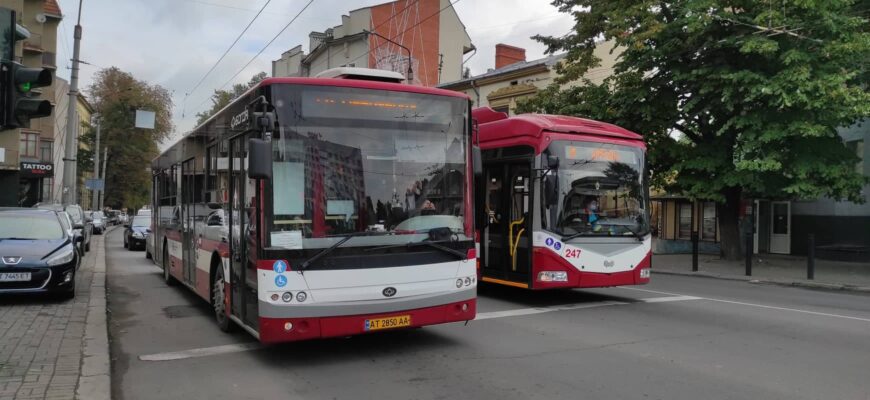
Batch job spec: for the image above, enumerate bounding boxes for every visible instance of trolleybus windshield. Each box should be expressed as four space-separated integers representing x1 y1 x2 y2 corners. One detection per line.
544 140 649 239
267 85 470 251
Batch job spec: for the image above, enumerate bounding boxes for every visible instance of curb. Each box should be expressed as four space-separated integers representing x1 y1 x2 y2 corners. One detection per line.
76 229 113 400
653 270 870 293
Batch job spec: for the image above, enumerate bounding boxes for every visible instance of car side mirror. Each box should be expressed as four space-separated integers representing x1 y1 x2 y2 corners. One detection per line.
248 138 272 180
75 234 84 243
124 223 130 228
73 223 84 230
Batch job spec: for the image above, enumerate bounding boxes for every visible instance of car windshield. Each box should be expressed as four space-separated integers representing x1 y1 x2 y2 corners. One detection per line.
543 140 649 237
265 85 470 250
0 214 65 240
132 216 150 227
93 212 104 220
65 206 83 223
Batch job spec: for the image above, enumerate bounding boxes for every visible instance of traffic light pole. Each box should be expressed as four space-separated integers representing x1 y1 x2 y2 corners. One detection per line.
61 0 83 206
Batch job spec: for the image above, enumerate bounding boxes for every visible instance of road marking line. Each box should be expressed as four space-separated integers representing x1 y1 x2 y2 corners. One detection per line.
640 295 702 303
475 300 628 320
139 342 262 362
618 287 870 323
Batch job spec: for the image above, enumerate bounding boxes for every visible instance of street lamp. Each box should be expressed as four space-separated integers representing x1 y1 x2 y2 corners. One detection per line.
363 29 413 83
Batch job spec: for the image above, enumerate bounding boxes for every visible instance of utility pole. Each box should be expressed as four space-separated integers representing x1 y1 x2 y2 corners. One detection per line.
90 115 100 210
61 0 83 206
98 146 107 210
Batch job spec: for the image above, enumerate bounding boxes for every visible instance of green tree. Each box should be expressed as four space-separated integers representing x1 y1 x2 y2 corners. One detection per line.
519 0 870 260
82 67 174 210
194 72 266 126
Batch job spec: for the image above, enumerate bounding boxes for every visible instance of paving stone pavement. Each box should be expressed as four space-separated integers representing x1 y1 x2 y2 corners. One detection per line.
0 233 105 400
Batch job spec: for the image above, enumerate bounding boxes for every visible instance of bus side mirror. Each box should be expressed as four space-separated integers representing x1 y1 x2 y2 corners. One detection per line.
547 154 560 169
248 138 272 180
472 146 483 178
544 173 558 206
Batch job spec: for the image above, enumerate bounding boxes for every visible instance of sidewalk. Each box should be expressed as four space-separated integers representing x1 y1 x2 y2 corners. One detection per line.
653 253 870 292
0 232 111 400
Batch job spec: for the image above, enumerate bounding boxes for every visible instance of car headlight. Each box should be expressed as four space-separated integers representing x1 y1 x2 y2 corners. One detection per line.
132 231 144 238
46 246 75 266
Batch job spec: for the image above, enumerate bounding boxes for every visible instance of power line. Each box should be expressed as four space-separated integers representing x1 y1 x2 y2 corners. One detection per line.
183 0 272 116
194 0 316 112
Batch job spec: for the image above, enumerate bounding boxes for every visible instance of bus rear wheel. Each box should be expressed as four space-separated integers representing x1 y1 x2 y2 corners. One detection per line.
212 267 232 332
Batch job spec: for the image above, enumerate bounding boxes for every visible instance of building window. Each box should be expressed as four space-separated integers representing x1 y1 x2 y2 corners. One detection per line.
19 132 38 157
492 105 509 115
701 202 717 241
40 140 53 162
847 139 864 174
678 202 693 239
41 178 53 203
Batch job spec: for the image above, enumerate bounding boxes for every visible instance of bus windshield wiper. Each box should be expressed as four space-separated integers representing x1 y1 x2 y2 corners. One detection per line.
362 238 466 259
300 231 390 270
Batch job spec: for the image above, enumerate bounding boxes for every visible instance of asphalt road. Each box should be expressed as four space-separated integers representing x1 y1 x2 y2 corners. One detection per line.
105 229 870 400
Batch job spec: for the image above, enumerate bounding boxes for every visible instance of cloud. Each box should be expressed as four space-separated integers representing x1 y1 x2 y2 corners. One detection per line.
54 0 574 147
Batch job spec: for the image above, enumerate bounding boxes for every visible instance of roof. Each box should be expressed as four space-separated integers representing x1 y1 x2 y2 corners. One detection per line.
473 107 643 149
43 0 62 17
438 53 566 89
258 77 470 100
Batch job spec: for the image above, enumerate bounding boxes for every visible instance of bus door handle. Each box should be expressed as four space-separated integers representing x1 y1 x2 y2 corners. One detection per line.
508 217 525 271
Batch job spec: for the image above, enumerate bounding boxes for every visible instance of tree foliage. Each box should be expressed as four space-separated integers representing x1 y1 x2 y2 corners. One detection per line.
81 67 174 210
519 0 870 259
194 72 267 126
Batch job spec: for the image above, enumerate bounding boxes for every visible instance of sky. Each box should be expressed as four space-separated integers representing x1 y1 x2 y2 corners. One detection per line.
53 0 575 145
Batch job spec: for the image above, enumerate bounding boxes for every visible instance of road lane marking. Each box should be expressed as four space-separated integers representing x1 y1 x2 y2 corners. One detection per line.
619 287 870 323
640 295 702 303
475 300 629 320
139 342 262 361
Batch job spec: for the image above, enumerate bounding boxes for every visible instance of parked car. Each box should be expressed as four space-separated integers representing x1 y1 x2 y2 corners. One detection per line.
136 208 151 217
91 211 107 234
106 210 119 226
35 203 92 254
0 208 80 299
119 212 128 225
123 215 151 251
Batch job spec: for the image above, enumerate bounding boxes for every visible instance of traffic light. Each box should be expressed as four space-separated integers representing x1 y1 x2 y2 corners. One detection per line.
0 7 53 129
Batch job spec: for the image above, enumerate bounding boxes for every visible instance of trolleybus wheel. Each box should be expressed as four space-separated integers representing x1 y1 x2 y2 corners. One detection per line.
163 245 177 286
212 266 232 332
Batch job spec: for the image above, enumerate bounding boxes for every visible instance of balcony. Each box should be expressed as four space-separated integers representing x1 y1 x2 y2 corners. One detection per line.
23 33 43 53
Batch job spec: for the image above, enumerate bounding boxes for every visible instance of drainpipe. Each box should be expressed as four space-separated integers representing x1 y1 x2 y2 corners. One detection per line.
470 79 481 108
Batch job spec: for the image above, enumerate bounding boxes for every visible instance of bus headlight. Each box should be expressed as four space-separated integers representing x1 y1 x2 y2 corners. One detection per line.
295 291 307 302
464 277 471 286
456 279 463 288
537 271 568 282
282 292 293 302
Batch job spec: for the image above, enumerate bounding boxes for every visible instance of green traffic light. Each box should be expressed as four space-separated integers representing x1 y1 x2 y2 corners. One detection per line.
19 82 30 92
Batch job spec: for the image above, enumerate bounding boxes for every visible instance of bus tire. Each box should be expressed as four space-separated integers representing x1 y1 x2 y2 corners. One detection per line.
162 243 177 286
212 262 232 332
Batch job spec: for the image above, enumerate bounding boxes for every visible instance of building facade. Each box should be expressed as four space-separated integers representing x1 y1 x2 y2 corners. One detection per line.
437 42 619 116
0 0 62 207
272 0 474 86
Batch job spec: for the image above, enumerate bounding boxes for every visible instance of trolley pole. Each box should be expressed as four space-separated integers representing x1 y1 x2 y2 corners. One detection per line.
61 0 84 206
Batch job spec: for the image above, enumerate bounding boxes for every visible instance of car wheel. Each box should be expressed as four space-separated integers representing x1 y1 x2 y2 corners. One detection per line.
212 265 232 332
163 245 177 286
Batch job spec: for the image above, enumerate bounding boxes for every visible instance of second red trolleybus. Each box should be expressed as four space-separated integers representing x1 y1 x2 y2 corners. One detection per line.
150 68 478 343
474 107 651 290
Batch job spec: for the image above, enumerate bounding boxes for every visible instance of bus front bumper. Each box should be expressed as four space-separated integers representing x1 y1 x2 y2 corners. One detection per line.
258 298 476 344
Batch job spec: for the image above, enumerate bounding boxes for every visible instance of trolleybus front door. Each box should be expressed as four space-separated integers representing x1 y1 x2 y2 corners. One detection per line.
181 158 196 288
483 162 531 286
228 135 259 329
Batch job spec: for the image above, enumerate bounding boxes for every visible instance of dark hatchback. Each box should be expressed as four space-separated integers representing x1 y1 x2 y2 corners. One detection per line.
0 208 81 299
123 215 150 250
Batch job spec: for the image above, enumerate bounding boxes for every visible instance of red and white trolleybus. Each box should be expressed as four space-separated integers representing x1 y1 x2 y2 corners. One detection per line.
150 68 478 343
474 107 651 290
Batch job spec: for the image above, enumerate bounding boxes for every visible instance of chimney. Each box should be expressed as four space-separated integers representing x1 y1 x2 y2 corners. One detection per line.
495 44 526 69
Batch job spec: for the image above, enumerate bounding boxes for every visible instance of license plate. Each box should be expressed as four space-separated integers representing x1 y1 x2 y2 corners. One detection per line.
364 315 411 331
0 272 31 282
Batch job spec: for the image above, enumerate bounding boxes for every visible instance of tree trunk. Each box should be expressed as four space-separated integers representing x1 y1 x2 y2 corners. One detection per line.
717 187 744 261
